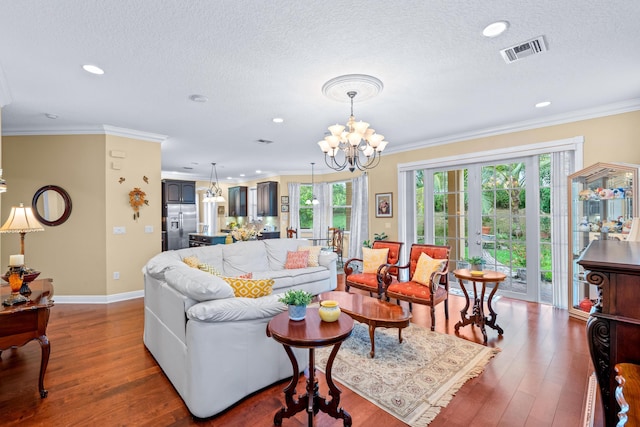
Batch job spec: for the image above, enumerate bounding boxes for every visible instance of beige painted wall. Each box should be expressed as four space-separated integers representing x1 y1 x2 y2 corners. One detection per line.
1 133 161 297
105 135 162 295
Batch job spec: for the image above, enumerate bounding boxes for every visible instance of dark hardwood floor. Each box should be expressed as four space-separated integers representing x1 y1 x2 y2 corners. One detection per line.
0 276 601 426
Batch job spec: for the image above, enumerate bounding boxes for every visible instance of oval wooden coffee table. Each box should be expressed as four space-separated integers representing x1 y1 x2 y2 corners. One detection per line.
267 308 354 427
318 291 412 358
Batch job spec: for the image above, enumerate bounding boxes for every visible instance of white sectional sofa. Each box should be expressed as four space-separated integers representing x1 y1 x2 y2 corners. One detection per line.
142 238 337 418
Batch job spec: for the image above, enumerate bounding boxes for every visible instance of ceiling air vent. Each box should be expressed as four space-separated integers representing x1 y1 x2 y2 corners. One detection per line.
500 35 547 64
256 139 274 144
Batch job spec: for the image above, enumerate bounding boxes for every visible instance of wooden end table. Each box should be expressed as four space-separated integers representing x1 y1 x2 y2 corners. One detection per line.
318 291 411 358
453 269 505 344
0 278 54 398
267 308 354 427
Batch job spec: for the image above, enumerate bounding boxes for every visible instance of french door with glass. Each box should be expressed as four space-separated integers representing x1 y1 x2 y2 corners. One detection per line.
418 156 551 303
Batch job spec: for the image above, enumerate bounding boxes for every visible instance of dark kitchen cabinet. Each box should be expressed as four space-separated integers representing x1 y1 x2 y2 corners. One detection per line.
228 186 248 217
163 180 196 204
257 181 278 217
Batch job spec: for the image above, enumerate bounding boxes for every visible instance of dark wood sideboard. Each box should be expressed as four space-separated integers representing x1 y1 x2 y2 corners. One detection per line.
578 240 640 427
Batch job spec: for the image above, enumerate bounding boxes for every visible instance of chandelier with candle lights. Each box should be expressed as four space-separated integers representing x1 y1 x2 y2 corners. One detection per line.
317 75 389 172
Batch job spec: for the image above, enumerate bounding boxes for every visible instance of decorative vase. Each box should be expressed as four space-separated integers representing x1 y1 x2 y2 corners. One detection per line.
318 300 341 322
288 304 307 321
471 263 484 272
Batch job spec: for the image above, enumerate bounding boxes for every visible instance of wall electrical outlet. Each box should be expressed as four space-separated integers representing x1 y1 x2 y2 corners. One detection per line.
113 226 126 234
144 225 153 233
113 272 120 280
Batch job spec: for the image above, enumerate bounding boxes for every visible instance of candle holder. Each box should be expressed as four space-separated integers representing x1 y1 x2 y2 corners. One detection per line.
3 265 28 306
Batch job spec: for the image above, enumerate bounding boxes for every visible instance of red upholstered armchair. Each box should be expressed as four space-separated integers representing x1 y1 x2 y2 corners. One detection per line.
382 244 451 331
344 240 403 299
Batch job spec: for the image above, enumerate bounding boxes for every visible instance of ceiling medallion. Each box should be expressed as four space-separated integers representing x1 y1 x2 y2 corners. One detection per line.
321 74 383 103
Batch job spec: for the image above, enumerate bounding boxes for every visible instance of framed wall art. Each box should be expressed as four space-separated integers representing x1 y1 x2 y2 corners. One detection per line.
281 204 289 212
281 196 289 205
375 193 393 218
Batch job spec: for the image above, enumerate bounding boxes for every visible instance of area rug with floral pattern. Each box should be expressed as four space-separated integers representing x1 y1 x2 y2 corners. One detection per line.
316 322 500 426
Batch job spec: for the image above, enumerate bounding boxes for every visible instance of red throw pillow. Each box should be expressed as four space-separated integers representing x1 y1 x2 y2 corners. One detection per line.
285 250 309 269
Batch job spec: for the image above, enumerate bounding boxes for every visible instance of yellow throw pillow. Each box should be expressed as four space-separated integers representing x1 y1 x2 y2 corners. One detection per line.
221 277 274 298
198 263 222 276
183 256 201 268
412 252 446 286
298 245 322 267
362 247 389 274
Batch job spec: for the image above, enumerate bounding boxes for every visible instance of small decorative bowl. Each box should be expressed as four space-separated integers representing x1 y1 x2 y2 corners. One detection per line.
319 300 341 322
2 271 41 283
470 270 485 277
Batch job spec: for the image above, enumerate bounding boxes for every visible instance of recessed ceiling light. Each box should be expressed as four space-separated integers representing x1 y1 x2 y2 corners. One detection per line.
255 170 262 174
189 94 208 103
45 113 58 119
227 176 232 180
482 21 509 38
82 64 104 75
272 117 284 123
239 173 245 177
535 101 552 108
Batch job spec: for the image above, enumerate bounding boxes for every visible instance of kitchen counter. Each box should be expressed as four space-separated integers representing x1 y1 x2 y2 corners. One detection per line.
188 233 228 247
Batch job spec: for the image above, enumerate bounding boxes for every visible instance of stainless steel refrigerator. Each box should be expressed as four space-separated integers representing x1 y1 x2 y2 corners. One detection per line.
165 204 197 250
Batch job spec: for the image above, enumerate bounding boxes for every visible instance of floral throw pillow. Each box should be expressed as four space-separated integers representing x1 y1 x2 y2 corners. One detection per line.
298 245 322 267
285 250 309 269
362 247 389 274
221 277 274 298
412 252 446 286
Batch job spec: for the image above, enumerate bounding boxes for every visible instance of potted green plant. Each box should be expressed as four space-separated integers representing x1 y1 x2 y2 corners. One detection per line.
278 289 314 321
467 256 486 271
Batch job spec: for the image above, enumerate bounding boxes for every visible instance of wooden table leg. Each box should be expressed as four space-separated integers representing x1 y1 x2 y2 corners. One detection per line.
317 342 352 426
368 323 376 358
454 281 473 331
37 335 50 398
274 345 306 426
485 283 504 336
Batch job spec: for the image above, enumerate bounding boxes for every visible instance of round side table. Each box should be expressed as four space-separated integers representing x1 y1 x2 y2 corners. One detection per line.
267 308 354 426
453 269 506 344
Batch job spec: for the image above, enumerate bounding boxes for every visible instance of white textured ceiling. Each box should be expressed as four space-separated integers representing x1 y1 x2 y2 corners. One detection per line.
1 1 639 181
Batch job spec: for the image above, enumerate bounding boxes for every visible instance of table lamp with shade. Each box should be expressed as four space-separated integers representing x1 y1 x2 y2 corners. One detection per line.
0 203 44 303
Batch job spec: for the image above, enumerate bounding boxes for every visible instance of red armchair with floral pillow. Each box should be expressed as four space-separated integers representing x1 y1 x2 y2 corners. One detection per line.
382 244 451 331
344 240 404 299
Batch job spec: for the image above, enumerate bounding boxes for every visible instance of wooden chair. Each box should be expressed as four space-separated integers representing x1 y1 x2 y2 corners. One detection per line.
344 241 404 299
286 227 297 238
327 227 344 266
381 243 451 331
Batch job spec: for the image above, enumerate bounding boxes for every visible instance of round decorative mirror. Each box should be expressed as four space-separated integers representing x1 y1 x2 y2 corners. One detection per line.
32 185 72 226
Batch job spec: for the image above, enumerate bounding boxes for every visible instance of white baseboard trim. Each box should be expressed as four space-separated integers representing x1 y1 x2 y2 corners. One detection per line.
583 372 598 427
54 290 144 304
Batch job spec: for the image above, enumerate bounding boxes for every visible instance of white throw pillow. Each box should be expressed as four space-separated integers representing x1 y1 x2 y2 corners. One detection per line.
164 264 234 301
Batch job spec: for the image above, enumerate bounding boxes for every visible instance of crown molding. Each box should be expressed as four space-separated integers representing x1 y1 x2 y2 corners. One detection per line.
0 63 13 107
102 125 167 143
2 124 168 143
384 98 640 155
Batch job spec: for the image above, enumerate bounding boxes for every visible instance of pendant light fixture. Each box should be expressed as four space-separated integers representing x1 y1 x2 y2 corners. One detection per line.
203 163 225 203
305 162 319 205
